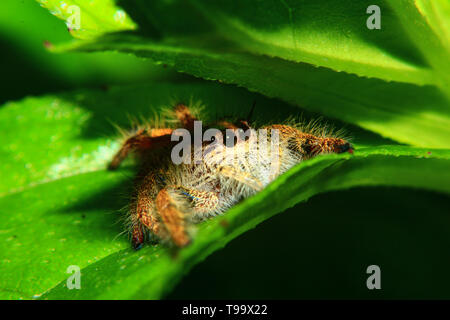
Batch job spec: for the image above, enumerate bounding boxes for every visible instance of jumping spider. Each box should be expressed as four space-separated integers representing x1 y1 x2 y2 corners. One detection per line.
108 103 354 250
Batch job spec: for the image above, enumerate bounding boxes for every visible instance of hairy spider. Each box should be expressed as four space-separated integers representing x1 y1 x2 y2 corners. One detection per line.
108 103 354 250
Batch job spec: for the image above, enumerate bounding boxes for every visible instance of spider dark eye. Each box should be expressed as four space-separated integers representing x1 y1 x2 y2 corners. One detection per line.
301 139 313 154
337 142 354 154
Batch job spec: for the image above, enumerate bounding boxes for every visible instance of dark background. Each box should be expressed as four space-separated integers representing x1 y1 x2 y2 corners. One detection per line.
169 186 450 299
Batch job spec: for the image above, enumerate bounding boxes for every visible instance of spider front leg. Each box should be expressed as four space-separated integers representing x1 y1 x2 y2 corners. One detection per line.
129 172 170 250
108 103 198 170
155 186 220 247
108 128 173 170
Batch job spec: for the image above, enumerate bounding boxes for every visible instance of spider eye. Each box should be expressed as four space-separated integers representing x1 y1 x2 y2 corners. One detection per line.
337 142 354 154
301 139 313 154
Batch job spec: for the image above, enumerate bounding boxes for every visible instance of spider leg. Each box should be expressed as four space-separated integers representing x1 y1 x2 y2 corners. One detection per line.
155 187 191 247
155 186 220 247
130 202 168 250
108 128 173 170
109 103 197 170
116 103 206 249
129 171 171 249
130 220 145 250
174 103 197 129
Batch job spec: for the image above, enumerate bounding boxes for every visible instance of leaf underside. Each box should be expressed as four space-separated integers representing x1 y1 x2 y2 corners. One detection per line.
47 0 450 148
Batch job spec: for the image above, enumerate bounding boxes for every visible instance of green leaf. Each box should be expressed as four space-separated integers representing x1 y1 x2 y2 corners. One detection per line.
388 0 450 98
0 1 168 104
36 0 136 39
38 0 450 148
53 33 450 148
0 80 448 299
190 0 434 86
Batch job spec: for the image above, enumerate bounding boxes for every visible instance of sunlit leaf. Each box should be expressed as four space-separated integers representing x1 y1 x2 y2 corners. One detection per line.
36 0 136 39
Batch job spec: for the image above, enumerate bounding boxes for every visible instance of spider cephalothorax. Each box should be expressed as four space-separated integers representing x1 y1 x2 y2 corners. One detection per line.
108 103 354 249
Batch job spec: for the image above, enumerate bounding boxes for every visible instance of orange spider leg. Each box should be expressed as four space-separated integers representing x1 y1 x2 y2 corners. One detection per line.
155 188 191 247
109 104 198 171
174 103 197 130
155 186 220 247
108 128 173 170
130 172 169 250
